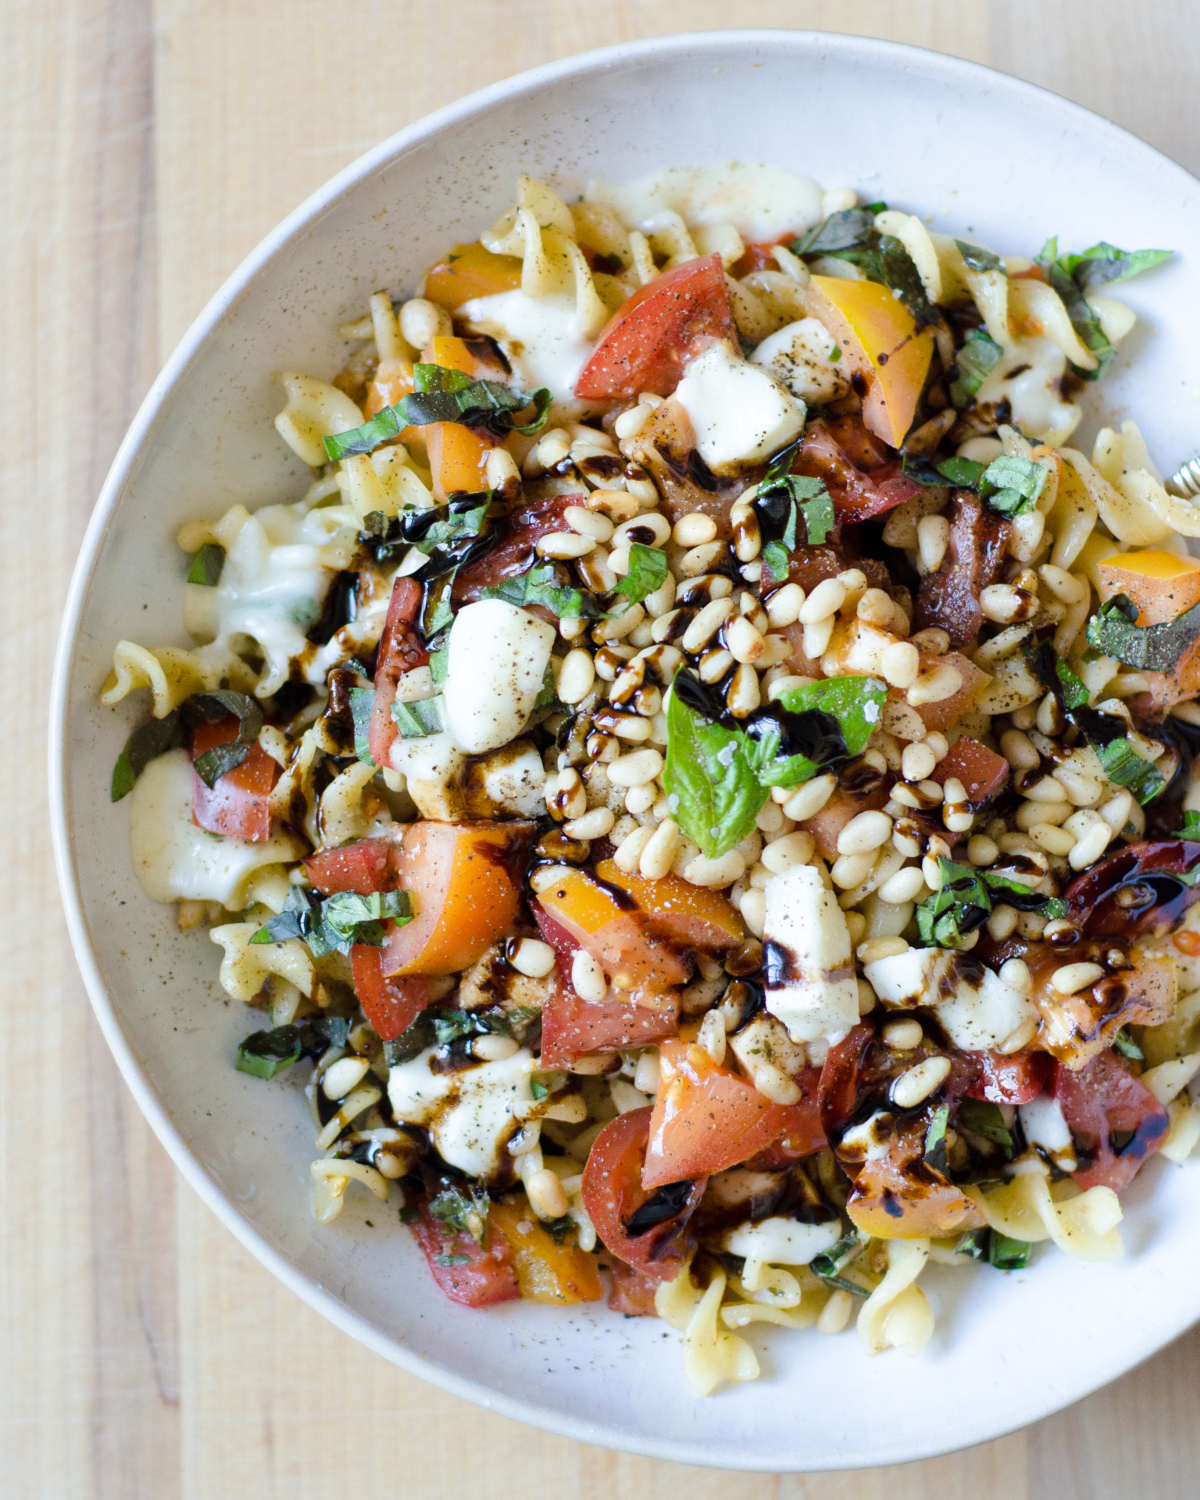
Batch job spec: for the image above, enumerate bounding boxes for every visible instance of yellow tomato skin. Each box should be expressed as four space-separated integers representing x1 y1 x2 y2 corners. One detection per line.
424 242 523 311
489 1200 603 1304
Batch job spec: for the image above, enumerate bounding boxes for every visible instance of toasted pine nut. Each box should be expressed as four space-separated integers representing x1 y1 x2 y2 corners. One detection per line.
987 903 1019 941
484 447 521 490
557 648 596 705
782 773 836 822
907 663 962 706
891 1055 952 1108
900 741 936 781
916 515 950 574
508 938 557 978
967 835 999 866
537 530 596 559
322 1057 369 1100
525 1168 570 1219
799 577 846 624
997 1017 1039 1054
882 1019 924 1050
564 504 614 541
1050 962 1105 995
766 583 805 627
681 597 734 652
831 851 877 889
571 948 608 1001
614 512 671 547
739 886 766 936
836 810 893 856
726 614 765 664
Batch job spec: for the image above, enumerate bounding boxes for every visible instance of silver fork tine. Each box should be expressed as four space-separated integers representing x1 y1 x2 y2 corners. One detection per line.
1167 457 1200 499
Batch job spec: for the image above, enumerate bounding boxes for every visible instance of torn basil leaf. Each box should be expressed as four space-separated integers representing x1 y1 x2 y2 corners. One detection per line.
1093 736 1166 804
978 454 1048 519
480 562 598 619
428 1184 491 1242
949 329 1003 408
1062 241 1172 291
1034 237 1172 380
614 542 669 604
530 1069 568 1101
799 227 936 327
917 858 1062 948
1172 810 1200 841
663 679 772 858
1087 592 1200 674
1112 1028 1144 1061
236 1026 303 1079
766 676 888 785
987 1231 1033 1271
391 695 447 738
111 710 186 801
790 208 878 256
186 543 225 586
957 1097 1014 1155
953 1228 990 1260
955 240 1004 274
349 685 376 765
324 364 551 459
250 885 413 958
755 457 833 581
924 1104 950 1172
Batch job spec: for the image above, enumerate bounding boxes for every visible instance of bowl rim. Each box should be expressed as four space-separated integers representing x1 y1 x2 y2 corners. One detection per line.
49 26 1200 1470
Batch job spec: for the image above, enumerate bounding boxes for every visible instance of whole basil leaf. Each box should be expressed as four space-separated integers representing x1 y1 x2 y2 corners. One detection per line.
614 542 669 604
663 684 769 858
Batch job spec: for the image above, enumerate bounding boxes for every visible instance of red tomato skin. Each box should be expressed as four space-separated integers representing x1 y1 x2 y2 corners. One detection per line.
793 421 921 524
581 1108 705 1278
305 839 396 895
368 577 429 769
930 736 1010 807
1054 1053 1169 1191
741 1067 828 1166
603 1257 663 1315
191 716 278 841
817 1022 877 1139
453 495 575 607
410 1202 520 1307
641 1041 823 1189
574 255 733 400
966 1050 1051 1105
350 944 434 1042
540 983 679 1068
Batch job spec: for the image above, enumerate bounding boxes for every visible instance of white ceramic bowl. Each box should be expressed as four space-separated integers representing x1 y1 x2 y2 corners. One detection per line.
52 29 1200 1471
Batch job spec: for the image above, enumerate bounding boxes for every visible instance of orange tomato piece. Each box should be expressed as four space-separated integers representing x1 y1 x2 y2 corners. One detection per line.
382 820 532 977
364 358 416 420
426 421 493 501
929 735 1009 807
595 860 745 953
908 651 992 732
1096 549 1200 624
424 241 523 311
489 1199 604 1305
190 716 278 842
846 1116 985 1240
805 275 935 448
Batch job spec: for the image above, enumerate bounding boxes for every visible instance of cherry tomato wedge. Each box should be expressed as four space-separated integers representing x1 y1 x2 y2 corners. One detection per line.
410 1201 519 1307
581 1107 705 1278
191 716 278 842
540 982 679 1068
966 1050 1051 1105
368 576 429 770
929 735 1010 807
602 1256 663 1315
305 838 396 895
574 254 733 400
350 944 434 1042
1054 1052 1169 1191
641 1040 824 1190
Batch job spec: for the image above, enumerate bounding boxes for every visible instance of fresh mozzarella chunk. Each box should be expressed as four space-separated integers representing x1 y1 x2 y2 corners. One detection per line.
388 731 465 785
1019 1094 1077 1171
763 866 859 1043
750 317 850 403
459 290 594 401
387 1045 536 1179
128 749 302 906
674 340 804 471
585 163 824 242
975 335 1081 447
474 740 546 816
839 1109 894 1163
442 600 556 754
719 1215 842 1266
864 948 1038 1052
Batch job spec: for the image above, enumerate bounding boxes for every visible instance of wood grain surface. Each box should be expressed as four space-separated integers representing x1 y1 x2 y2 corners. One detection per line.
6 2 1200 1494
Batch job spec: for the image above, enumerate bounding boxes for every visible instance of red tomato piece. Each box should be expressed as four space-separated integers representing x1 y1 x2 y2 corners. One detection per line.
368 577 429 770
603 1256 663 1316
742 1068 829 1165
574 254 733 400
1054 1053 1169 1191
540 982 679 1068
641 1040 823 1189
817 1022 879 1139
410 1201 520 1307
793 421 920 524
305 838 397 895
453 495 575 607
350 944 434 1042
191 716 278 842
729 239 786 279
966 1050 1051 1105
930 736 1010 808
581 1108 705 1278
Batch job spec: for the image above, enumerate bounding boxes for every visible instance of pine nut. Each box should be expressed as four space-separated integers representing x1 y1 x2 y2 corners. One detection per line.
679 541 725 576
766 583 805 627
878 865 926 904
1050 962 1105 995
673 512 718 546
739 886 766 936
537 530 596 559
614 404 650 440
817 1289 853 1335
639 819 680 879
837 810 894 856
399 296 452 348
525 1168 570 1219
880 640 920 691
726 614 765 664
997 1017 1039 1054
564 504 614 542
614 823 656 871
967 835 999 866
473 1033 520 1062
556 648 595 706
595 602 645 642
1068 822 1112 870
759 832 814 875
698 1009 726 1065
988 903 1019 940
1023 774 1068 803
907 663 963 706
624 782 656 815
916 515 950 574
750 1061 802 1105
726 663 761 717
891 1055 952 1108
1000 729 1040 770
571 948 608 1001
508 938 557 978
1099 789 1134 834
683 850 747 889
900 742 937 781
1030 823 1076 855
1057 766 1104 807
681 597 734 652
322 1056 369 1100
832 851 877 889
614 512 671 547
1016 799 1072 831
484 447 521 490
882 1019 924 1050
998 958 1032 993
800 577 847 624
632 1051 661 1094
782 773 836 822
608 748 663 788
858 936 909 963
644 581 677 624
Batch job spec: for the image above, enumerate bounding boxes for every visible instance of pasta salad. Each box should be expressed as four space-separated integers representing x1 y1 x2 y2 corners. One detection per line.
105 163 1200 1393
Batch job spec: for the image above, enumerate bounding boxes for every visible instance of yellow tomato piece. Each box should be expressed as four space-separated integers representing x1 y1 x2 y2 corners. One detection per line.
593 860 745 952
426 422 493 501
1097 550 1200 625
806 275 935 448
489 1200 604 1304
424 241 523 311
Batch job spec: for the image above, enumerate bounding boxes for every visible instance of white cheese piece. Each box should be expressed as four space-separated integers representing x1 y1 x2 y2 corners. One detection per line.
763 865 859 1043
586 163 824 242
750 317 850 404
459 290 594 401
1019 1094 1077 1172
864 947 1038 1053
975 335 1081 447
475 740 546 816
838 1109 894 1163
127 748 303 906
719 1215 842 1266
674 341 804 472
387 730 464 785
387 1045 535 1179
443 600 555 754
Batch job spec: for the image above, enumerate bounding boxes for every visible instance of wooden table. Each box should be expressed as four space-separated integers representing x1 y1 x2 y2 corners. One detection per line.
8 2 1200 1493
